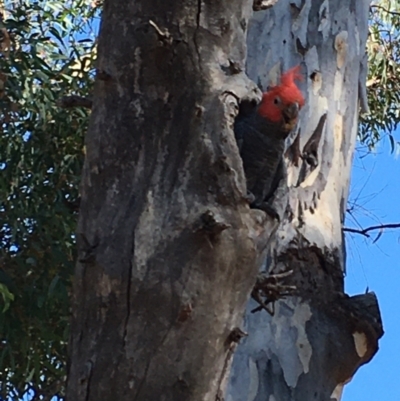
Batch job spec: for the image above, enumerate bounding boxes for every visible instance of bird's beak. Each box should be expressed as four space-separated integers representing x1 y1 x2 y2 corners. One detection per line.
282 102 299 123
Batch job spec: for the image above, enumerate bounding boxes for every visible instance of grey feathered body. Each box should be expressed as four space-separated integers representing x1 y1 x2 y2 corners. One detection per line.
234 110 288 211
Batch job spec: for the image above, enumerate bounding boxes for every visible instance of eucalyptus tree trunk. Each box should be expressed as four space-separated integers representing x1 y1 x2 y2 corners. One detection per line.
226 1 383 400
66 0 275 400
66 0 383 400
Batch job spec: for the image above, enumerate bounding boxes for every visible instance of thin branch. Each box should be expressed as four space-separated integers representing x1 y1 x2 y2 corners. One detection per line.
370 4 400 17
57 95 92 109
343 223 400 237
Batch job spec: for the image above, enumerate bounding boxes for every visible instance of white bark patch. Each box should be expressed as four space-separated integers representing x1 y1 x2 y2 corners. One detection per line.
133 190 158 282
302 95 328 144
273 300 313 387
292 0 311 46
96 274 121 322
304 45 320 88
300 111 344 248
330 383 344 401
311 71 322 94
287 94 327 189
129 98 143 119
333 114 344 157
335 31 348 68
302 198 341 248
293 306 313 374
267 62 282 87
355 26 360 56
334 70 343 101
298 165 319 189
97 273 119 298
353 331 368 358
341 109 359 205
174 147 195 211
318 0 330 39
247 358 259 401
268 395 277 401
107 181 119 211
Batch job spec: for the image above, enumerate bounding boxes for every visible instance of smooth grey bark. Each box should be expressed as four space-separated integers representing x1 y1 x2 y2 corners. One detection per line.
226 1 383 401
66 1 279 401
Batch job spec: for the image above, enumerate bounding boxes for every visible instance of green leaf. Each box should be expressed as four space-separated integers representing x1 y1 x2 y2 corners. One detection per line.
0 283 14 312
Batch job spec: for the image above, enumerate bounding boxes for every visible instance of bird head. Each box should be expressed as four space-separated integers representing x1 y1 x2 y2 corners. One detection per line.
257 65 305 132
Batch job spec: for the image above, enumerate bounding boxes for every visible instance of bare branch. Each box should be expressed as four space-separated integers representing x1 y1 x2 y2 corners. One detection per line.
343 223 400 238
57 95 92 109
370 4 400 17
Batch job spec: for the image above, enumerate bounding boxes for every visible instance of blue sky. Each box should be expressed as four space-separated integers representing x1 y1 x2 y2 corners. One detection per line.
343 138 400 400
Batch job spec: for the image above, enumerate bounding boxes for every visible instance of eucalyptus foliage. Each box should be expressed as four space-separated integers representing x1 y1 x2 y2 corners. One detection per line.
0 1 97 399
361 1 400 150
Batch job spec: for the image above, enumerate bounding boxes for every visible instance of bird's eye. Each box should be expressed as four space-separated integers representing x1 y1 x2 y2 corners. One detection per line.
274 97 281 105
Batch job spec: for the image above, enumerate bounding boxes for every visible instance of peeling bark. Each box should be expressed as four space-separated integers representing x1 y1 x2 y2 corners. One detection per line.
227 1 383 400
